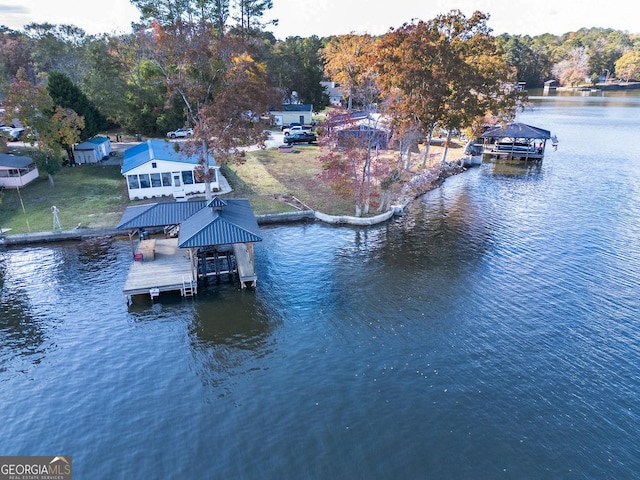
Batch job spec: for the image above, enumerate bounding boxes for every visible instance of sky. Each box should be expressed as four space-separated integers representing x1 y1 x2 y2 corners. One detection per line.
1 0 639 38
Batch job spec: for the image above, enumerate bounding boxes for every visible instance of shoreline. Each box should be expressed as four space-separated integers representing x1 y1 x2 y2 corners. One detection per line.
0 162 467 247
0 209 401 246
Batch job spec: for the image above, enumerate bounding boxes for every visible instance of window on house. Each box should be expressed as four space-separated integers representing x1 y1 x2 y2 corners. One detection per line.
193 168 215 184
128 175 140 189
150 173 162 187
151 162 157 168
182 171 194 185
162 172 172 186
139 174 151 188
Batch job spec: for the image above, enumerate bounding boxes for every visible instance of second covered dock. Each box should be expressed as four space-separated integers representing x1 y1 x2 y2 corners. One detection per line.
481 122 554 161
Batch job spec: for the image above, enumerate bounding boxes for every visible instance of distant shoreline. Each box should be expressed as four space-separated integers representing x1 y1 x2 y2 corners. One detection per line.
546 82 640 93
570 83 640 91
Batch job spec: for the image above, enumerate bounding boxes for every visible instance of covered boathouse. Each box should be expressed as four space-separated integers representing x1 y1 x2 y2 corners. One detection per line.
117 197 262 303
481 122 553 161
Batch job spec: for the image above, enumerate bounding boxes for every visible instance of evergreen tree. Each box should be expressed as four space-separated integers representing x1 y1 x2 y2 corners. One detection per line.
47 70 106 139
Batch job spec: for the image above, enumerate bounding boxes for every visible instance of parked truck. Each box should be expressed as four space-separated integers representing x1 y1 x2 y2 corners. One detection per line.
282 124 313 136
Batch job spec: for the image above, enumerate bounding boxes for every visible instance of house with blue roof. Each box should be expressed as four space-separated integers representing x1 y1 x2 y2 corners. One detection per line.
74 136 112 164
121 139 220 201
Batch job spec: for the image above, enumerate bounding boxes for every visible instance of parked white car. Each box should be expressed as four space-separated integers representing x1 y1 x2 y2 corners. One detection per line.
0 126 25 141
166 128 194 138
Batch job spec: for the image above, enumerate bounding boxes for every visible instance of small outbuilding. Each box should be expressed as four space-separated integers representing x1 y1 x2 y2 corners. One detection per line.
0 153 39 188
543 80 558 94
74 136 112 164
121 139 220 201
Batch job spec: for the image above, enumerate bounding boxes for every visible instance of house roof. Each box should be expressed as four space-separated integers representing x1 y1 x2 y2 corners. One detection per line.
270 104 313 113
330 111 391 132
178 198 262 248
75 141 99 151
88 136 110 145
321 82 344 98
481 122 551 140
117 200 207 229
75 136 110 151
0 153 35 169
121 139 217 174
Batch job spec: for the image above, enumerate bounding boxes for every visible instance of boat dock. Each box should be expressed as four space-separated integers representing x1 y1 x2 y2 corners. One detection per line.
118 197 263 303
123 238 197 303
480 122 553 162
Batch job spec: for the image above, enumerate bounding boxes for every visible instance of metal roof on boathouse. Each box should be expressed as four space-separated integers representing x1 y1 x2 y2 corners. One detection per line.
117 200 207 230
117 197 262 248
178 197 262 247
481 122 551 140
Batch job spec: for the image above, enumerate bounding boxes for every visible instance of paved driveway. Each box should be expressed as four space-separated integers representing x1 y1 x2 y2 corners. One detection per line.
243 130 284 151
6 130 286 167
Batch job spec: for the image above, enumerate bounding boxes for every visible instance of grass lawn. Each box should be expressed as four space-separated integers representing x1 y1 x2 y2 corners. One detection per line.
0 141 465 235
0 164 128 234
0 146 338 234
227 144 356 215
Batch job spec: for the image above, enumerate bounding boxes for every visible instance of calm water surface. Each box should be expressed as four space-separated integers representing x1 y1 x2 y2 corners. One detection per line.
2 91 640 479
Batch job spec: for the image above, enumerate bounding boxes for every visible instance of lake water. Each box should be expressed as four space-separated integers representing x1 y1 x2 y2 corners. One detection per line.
2 90 640 479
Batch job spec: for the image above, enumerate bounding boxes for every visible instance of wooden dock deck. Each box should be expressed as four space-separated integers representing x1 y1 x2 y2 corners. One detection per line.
123 238 196 302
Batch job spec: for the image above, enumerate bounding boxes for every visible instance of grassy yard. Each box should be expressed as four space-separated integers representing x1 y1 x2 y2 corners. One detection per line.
0 141 465 235
0 163 128 234
227 144 356 215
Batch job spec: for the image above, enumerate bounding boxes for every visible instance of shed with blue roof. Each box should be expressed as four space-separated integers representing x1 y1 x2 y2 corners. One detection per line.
74 136 111 164
121 139 220 200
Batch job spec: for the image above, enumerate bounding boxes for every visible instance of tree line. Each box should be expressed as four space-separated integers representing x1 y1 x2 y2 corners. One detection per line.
1 5 638 134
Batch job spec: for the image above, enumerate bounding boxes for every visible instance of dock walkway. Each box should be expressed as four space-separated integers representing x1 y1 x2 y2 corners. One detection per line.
123 238 195 301
233 243 256 288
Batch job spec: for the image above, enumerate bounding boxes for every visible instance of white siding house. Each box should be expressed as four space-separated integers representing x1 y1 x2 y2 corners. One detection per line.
269 104 313 126
321 81 344 106
75 136 111 164
121 139 220 201
0 154 39 188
